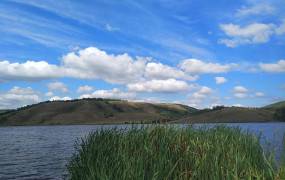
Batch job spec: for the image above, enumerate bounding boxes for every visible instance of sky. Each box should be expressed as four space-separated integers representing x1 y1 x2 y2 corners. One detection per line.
0 0 285 109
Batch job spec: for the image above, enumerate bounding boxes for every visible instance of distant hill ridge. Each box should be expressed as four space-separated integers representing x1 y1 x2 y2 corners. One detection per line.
264 101 285 109
0 98 197 126
177 101 285 123
0 99 284 126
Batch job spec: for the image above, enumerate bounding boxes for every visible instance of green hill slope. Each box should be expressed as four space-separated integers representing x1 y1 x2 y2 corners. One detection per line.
178 107 276 123
0 98 197 126
264 101 285 109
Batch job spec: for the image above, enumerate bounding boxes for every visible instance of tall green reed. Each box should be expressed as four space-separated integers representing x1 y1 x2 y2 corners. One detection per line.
67 125 284 180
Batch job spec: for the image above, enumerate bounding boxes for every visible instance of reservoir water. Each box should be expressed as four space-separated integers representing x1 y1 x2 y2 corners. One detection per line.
0 123 284 179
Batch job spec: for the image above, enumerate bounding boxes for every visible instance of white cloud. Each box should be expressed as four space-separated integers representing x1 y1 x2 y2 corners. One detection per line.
45 91 54 97
105 24 120 32
192 86 212 99
62 47 148 84
233 86 248 93
180 59 236 74
232 104 244 107
233 86 248 98
188 86 213 108
0 47 147 84
9 86 35 95
275 20 285 35
77 85 94 93
235 4 275 17
219 20 285 47
0 60 61 81
49 96 72 101
0 47 239 84
79 88 135 100
215 77 227 84
234 93 247 98
127 79 191 93
47 82 68 93
259 60 285 73
255 92 265 97
0 47 215 83
219 23 275 47
144 62 198 81
0 87 40 109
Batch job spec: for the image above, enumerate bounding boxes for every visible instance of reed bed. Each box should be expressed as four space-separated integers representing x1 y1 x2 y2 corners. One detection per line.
67 125 285 179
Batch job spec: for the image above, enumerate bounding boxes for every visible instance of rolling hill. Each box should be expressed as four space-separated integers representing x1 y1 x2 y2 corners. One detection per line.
264 101 285 109
177 101 285 123
177 107 277 123
0 99 284 126
0 98 197 126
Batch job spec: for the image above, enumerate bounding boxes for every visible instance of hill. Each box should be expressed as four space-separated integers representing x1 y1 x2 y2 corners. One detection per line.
0 110 10 114
177 107 278 123
264 101 285 121
0 98 197 126
264 101 285 109
1 99 284 126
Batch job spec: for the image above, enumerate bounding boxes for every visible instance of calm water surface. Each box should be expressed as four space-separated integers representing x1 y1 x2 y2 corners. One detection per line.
0 123 284 180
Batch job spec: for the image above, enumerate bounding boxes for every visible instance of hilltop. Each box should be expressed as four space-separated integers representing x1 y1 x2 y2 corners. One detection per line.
0 98 196 126
177 101 285 123
177 107 276 123
264 101 285 109
0 99 284 126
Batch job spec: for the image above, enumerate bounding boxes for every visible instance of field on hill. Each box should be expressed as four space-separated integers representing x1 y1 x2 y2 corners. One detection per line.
0 99 284 125
0 98 196 126
178 107 277 123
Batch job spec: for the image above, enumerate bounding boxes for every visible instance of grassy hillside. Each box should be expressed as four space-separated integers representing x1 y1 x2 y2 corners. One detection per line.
0 98 197 126
264 101 285 109
1 99 284 126
0 110 10 114
264 101 285 122
177 106 278 123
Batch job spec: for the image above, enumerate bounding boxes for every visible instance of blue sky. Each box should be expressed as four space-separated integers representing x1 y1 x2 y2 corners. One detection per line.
0 0 284 109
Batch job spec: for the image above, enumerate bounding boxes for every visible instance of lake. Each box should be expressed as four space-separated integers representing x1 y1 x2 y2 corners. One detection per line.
0 123 284 180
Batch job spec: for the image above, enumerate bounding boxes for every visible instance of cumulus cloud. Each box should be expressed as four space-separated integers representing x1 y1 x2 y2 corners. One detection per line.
180 59 236 74
232 103 244 107
79 88 135 100
0 47 234 84
144 62 198 81
0 47 240 84
45 91 54 97
233 86 248 93
77 85 94 93
0 87 40 109
62 47 147 84
9 86 35 95
219 20 285 48
233 86 248 98
0 47 147 84
127 79 191 93
215 77 227 84
255 92 265 97
235 4 275 17
275 20 285 35
188 86 213 107
192 86 212 99
47 82 68 93
219 23 275 47
0 60 61 81
49 96 72 101
259 60 285 73
105 24 120 32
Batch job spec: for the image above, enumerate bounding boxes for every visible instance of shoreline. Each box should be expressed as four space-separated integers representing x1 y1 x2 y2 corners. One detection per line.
0 120 284 127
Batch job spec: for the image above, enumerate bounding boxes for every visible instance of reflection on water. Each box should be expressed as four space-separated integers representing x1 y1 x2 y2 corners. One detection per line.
0 123 284 179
